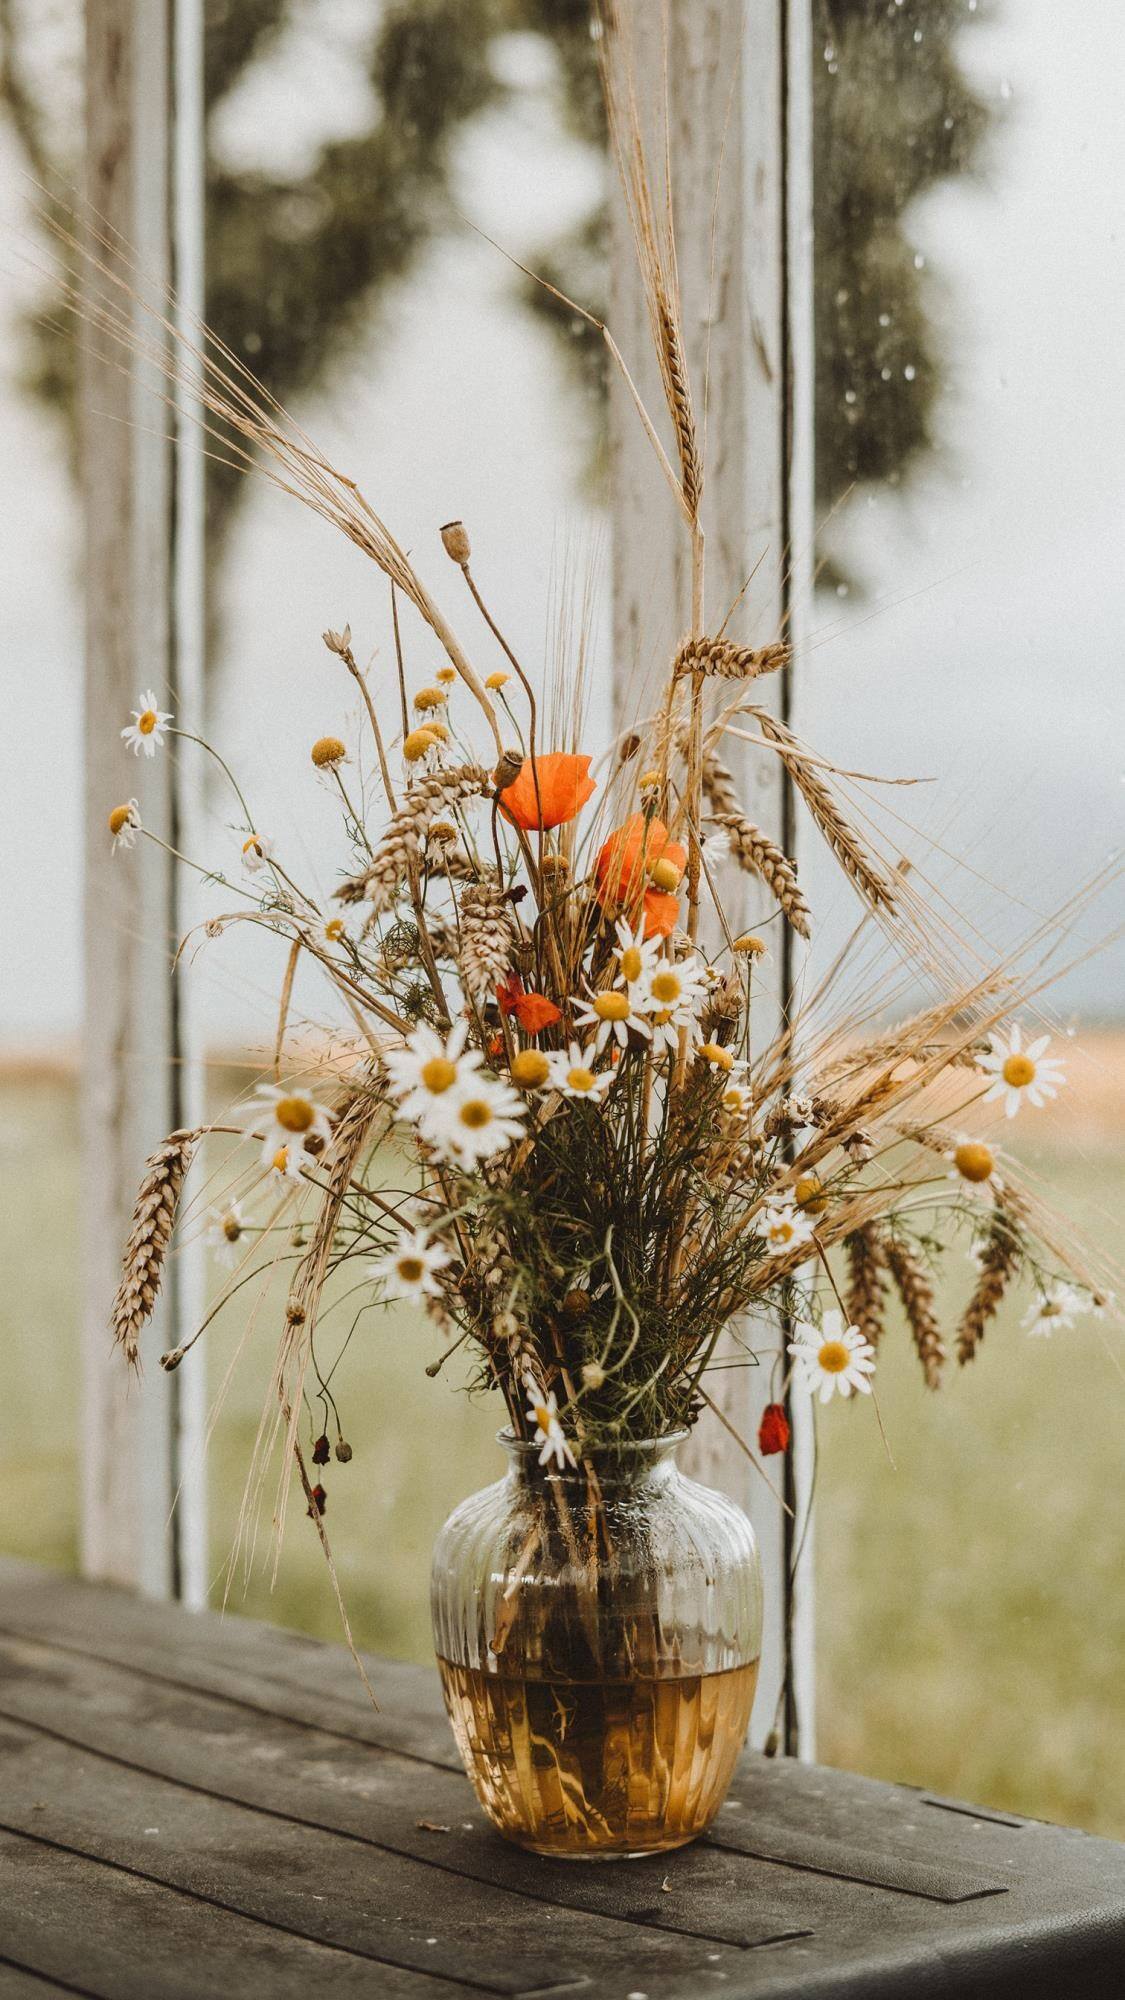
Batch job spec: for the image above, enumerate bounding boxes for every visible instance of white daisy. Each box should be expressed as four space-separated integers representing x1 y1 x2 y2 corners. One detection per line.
1022 1284 1086 1338
420 1073 526 1166
121 688 173 756
383 1019 482 1121
371 1225 451 1301
544 1043 616 1102
108 799 140 852
719 1082 753 1120
571 987 651 1054
613 917 661 994
242 833 274 875
247 1084 334 1178
524 1386 577 1471
637 953 708 1054
788 1310 876 1403
207 1201 247 1268
760 1197 816 1257
977 1024 1066 1119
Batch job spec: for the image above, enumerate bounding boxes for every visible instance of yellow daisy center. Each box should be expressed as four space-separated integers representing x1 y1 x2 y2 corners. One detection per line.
436 667 457 685
533 1403 552 1433
271 1145 289 1173
638 769 661 791
138 709 157 735
734 934 765 956
242 835 263 858
324 918 345 942
722 1088 746 1111
649 857 682 892
619 946 643 983
593 992 631 1022
795 1173 828 1213
108 805 132 835
1002 1053 1036 1088
485 671 509 691
396 1255 425 1283
221 1214 241 1243
420 1056 457 1094
423 719 450 744
954 1141 995 1183
458 1098 494 1129
567 1067 596 1094
818 1339 850 1374
403 727 437 762
650 969 682 1006
414 687 447 711
698 1042 733 1070
275 1096 315 1134
771 1219 796 1245
311 735 346 767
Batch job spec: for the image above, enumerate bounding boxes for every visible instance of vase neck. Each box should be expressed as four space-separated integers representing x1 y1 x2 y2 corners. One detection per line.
499 1429 685 1489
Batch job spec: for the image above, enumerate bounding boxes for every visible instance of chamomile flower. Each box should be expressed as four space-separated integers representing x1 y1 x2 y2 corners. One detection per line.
524 1386 577 1470
571 987 651 1053
947 1135 1002 1193
371 1225 451 1301
760 1197 816 1257
121 689 173 756
242 833 274 875
207 1201 247 1268
420 1073 526 1166
719 1082 753 1120
977 1024 1065 1119
545 1043 615 1102
247 1084 333 1177
108 799 140 851
1022 1284 1086 1338
788 1311 876 1403
638 953 707 1053
383 1020 482 1119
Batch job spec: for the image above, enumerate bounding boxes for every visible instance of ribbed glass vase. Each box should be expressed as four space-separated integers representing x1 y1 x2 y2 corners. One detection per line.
431 1430 762 1859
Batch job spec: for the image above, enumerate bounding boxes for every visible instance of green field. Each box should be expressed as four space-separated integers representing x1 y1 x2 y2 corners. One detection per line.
4 1071 1123 1836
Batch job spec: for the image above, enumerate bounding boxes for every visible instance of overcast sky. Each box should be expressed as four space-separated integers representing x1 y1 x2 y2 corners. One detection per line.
0 0 1121 1046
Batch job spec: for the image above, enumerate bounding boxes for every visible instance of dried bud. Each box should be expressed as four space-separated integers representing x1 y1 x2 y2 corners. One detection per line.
758 1403 790 1456
493 749 524 792
581 1361 606 1391
286 1304 307 1327
322 624 352 656
312 1433 331 1466
794 1172 828 1214
311 735 348 768
307 1484 327 1517
617 732 642 765
440 519 471 565
734 933 767 957
562 1289 592 1319
160 1347 185 1372
334 1437 353 1463
429 820 458 846
493 1310 520 1341
539 853 569 879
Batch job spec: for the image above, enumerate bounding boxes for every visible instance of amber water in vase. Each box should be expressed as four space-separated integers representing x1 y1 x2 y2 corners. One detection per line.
437 1656 759 1857
432 1432 763 1859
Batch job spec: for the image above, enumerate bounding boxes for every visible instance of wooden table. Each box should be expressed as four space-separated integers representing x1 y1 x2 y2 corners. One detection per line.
0 1560 1122 1998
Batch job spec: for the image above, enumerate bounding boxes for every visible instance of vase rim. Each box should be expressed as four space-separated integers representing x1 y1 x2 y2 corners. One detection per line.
497 1425 689 1460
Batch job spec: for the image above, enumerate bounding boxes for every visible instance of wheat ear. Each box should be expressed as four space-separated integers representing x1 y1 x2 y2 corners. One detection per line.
712 812 812 939
675 635 790 683
884 1237 945 1388
335 764 492 908
111 1128 201 1366
747 708 897 913
459 882 516 1003
845 1225 890 1349
958 1192 1026 1365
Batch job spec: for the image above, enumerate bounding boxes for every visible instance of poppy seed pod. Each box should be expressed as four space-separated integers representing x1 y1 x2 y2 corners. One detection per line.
440 519 471 565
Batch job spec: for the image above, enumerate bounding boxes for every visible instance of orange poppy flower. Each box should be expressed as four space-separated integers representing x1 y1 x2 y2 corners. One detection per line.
641 889 680 940
758 1403 791 1456
498 752 595 831
497 975 562 1034
595 813 686 911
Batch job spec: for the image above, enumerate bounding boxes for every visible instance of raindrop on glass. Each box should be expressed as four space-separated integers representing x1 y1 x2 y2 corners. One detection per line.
913 28 924 43
878 312 891 327
836 582 850 598
999 78 1014 101
844 389 857 404
904 364 917 381
913 252 926 270
880 367 893 381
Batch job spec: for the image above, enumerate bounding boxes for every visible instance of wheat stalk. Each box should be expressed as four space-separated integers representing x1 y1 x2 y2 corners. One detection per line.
845 1225 890 1349
674 635 790 683
459 883 516 1003
958 1191 1026 1365
711 812 812 939
884 1237 945 1388
111 1128 200 1366
335 764 492 909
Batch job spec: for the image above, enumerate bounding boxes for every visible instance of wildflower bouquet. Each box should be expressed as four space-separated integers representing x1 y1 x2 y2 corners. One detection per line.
102 14 1113 1630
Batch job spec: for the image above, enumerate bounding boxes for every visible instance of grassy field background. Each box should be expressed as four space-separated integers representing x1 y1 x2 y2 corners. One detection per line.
4 1050 1123 1836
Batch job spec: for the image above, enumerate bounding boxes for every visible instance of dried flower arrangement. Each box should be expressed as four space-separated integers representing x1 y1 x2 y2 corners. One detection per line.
87 11 1116 1646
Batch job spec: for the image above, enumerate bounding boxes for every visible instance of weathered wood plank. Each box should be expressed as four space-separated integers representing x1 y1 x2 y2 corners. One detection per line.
0 1718 777 2000
0 1826 461 2000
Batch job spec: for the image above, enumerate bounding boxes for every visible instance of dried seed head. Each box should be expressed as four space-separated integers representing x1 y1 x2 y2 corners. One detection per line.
429 820 458 845
562 1289 592 1318
511 1048 549 1089
540 853 569 879
322 624 352 656
493 749 524 791
581 1361 606 1390
159 1346 185 1372
311 735 347 768
617 732 642 765
493 1310 520 1340
440 519 471 565
312 1433 331 1466
334 1437 353 1463
413 686 448 713
734 933 767 956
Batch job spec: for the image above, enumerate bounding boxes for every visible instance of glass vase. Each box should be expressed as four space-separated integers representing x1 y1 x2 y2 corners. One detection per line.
431 1430 763 1859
